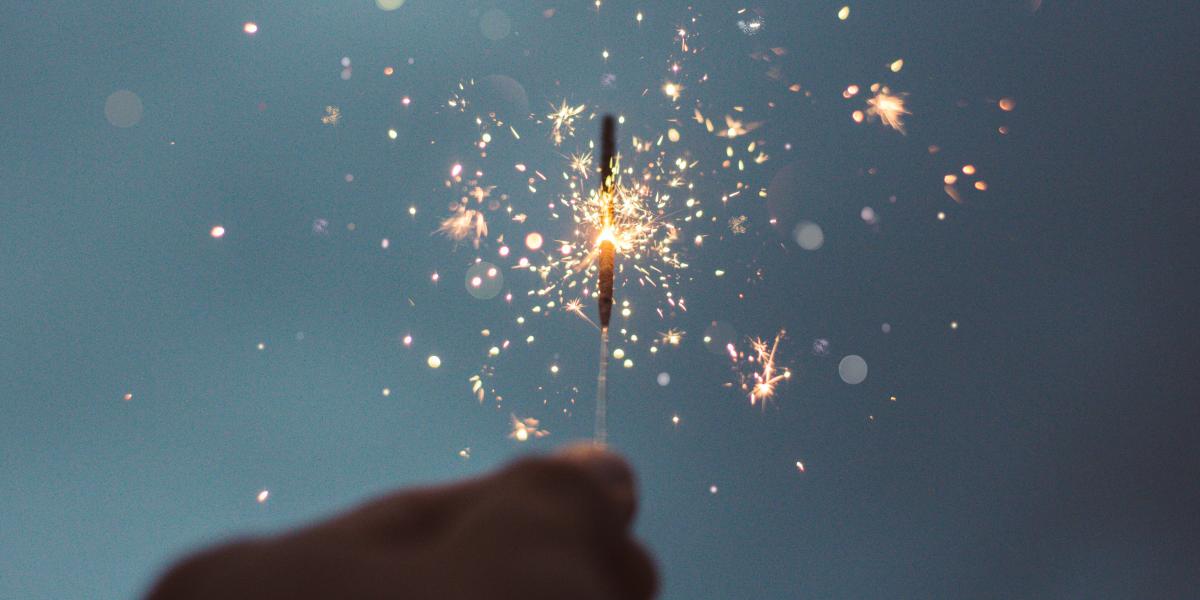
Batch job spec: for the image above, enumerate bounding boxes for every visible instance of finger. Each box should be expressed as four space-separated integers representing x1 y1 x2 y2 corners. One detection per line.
496 447 637 538
329 445 637 544
555 443 638 527
327 476 495 542
600 538 659 600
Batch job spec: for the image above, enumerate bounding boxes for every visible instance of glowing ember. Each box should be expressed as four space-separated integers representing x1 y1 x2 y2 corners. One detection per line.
866 88 910 133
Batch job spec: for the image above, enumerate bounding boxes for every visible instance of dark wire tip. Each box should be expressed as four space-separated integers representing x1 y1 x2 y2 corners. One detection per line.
600 115 616 191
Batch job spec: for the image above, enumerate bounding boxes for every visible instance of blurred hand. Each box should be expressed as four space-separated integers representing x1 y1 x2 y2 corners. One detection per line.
146 445 657 600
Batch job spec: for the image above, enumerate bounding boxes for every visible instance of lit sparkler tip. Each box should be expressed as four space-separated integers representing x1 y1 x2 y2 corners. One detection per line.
596 115 618 329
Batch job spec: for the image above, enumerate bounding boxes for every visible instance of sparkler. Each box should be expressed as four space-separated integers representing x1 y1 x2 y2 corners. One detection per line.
595 115 618 445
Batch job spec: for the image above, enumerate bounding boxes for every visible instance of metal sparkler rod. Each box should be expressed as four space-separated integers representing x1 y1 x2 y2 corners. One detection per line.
595 116 617 446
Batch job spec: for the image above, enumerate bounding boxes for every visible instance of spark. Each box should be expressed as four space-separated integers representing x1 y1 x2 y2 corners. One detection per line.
243 22 258 35
659 329 685 346
468 185 495 203
256 489 269 503
547 100 587 146
569 151 594 179
743 330 790 406
565 298 598 328
737 18 764 35
509 415 548 441
436 207 488 246
209 225 225 239
865 88 910 133
321 105 341 125
717 115 762 139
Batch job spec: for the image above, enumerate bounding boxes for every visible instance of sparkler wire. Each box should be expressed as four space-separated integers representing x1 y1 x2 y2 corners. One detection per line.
595 327 609 446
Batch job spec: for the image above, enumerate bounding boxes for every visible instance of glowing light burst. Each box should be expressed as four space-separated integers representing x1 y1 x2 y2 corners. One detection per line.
718 115 762 139
437 208 488 247
321 105 341 126
537 155 687 316
659 329 685 346
865 87 910 133
569 150 594 179
565 298 598 329
406 7 1009 443
740 331 791 406
509 415 549 441
547 100 587 146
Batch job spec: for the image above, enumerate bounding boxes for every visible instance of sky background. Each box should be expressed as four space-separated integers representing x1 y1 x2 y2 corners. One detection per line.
2 1 1198 598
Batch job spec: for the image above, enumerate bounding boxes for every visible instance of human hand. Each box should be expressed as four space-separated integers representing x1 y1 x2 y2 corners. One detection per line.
146 445 657 600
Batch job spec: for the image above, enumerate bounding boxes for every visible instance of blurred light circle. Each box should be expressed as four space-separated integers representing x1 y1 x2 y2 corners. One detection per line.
793 221 824 250
476 75 529 118
376 0 405 10
702 321 737 355
105 90 143 128
210 225 226 239
838 355 868 384
657 372 670 386
480 9 512 41
525 232 543 250
861 206 877 224
465 261 503 299
427 355 441 369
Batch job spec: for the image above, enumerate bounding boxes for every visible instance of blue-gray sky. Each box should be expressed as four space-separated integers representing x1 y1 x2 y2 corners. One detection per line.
2 1 1197 598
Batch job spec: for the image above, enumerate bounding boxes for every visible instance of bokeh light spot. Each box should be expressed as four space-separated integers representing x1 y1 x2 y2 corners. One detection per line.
465 262 503 299
838 355 868 384
793 221 824 250
104 90 143 128
525 232 544 251
480 9 512 41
